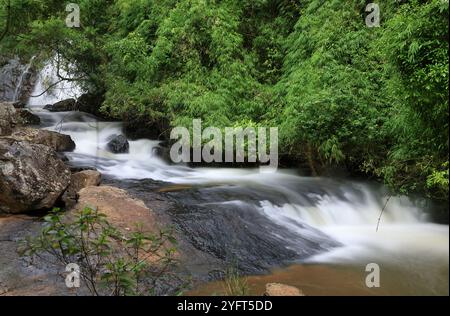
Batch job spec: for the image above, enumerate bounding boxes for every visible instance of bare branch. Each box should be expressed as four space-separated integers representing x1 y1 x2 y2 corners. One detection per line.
376 195 392 232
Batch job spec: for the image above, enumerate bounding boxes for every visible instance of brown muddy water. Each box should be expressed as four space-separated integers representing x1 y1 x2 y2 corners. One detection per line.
189 262 449 296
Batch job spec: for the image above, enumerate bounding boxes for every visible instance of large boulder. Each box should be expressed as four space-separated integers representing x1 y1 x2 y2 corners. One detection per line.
75 91 105 117
0 138 71 214
264 283 305 296
16 109 40 126
0 102 18 136
62 170 102 208
44 98 77 112
11 127 75 152
72 186 156 232
106 134 129 154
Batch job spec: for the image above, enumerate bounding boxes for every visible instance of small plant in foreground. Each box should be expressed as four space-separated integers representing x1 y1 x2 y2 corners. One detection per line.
22 207 178 296
223 265 250 296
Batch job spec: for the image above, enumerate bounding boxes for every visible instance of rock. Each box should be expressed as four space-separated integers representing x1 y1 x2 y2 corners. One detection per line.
153 146 171 162
123 118 165 141
106 134 129 154
10 127 75 152
69 166 97 173
12 101 26 109
44 98 77 112
16 109 40 125
0 216 75 296
0 102 17 136
0 138 71 214
72 186 156 233
0 283 8 295
57 152 69 162
62 170 102 208
0 57 36 102
264 283 305 296
75 91 105 117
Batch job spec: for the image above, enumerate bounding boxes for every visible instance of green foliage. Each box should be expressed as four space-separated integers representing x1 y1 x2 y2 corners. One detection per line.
22 207 178 296
372 0 449 199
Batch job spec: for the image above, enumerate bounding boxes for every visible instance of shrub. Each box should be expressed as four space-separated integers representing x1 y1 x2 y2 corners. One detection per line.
22 207 179 296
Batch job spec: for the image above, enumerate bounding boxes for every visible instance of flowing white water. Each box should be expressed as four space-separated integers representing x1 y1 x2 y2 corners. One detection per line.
28 59 83 106
26 63 449 295
13 56 36 101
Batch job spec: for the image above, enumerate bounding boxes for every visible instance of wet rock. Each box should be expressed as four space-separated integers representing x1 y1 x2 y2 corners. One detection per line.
0 102 17 136
76 91 105 117
122 112 168 141
44 98 77 112
57 152 69 162
106 134 129 154
16 109 40 126
0 138 71 214
69 166 97 173
163 185 339 274
0 57 36 102
153 146 171 162
10 127 75 152
62 170 102 208
12 101 26 109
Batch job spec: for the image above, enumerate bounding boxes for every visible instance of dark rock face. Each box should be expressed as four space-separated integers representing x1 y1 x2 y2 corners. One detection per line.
12 101 26 109
76 91 105 117
103 177 339 276
124 121 161 141
0 138 71 214
11 128 76 152
44 98 77 112
106 134 129 154
0 57 36 102
62 170 102 208
16 109 40 125
152 146 171 162
164 184 339 274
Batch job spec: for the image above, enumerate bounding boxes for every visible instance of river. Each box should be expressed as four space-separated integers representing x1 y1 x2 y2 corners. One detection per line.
25 61 449 296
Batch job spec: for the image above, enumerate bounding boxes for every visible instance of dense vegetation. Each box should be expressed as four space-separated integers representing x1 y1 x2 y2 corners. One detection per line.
1 0 448 200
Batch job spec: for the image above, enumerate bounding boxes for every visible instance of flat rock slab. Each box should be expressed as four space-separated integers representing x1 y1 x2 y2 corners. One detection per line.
72 186 157 233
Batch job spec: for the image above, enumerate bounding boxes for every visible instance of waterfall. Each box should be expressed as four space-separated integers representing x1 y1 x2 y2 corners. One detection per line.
27 58 83 107
0 56 36 102
13 56 36 101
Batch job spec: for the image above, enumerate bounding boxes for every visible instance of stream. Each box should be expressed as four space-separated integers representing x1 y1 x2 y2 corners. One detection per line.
25 61 449 295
